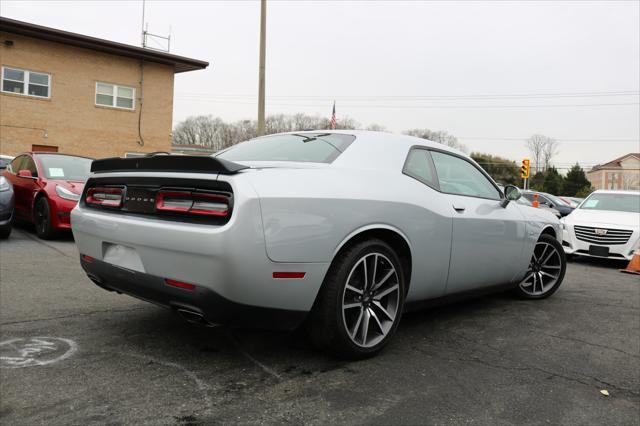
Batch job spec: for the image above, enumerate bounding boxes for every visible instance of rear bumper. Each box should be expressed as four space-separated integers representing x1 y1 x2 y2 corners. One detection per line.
81 257 307 330
562 226 639 261
71 185 330 317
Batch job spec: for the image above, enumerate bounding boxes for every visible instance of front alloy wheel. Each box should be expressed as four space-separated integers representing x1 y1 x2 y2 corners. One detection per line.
34 197 58 240
516 234 566 299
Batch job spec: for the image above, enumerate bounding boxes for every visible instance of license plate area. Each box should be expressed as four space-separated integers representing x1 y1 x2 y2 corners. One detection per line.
123 187 157 214
589 245 610 257
103 243 146 273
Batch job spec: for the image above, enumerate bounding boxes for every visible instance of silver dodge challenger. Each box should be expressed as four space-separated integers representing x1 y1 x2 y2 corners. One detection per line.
72 131 566 358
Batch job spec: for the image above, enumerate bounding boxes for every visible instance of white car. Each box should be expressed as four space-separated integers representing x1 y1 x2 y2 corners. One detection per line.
561 190 640 261
72 131 564 358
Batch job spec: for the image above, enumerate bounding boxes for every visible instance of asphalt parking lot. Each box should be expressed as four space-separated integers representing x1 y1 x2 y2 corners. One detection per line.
1 226 639 426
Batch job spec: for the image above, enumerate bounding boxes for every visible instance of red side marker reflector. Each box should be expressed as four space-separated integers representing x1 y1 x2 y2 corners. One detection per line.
164 278 197 291
273 272 306 279
81 254 94 263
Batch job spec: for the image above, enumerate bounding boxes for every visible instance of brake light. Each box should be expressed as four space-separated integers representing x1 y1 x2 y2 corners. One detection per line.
86 187 124 207
81 254 94 263
156 190 229 217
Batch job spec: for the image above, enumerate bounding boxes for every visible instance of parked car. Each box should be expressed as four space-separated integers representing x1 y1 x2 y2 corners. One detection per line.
0 174 14 239
2 152 93 239
561 190 640 261
72 131 565 358
522 191 574 216
497 185 562 218
518 193 561 218
0 154 14 170
558 196 584 208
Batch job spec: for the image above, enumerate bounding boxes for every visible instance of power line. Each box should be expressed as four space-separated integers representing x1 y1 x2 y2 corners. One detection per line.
176 90 639 101
459 137 639 142
174 97 639 109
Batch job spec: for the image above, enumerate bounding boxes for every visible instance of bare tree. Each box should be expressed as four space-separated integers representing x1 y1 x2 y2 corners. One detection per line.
365 123 387 132
622 171 640 190
403 128 467 152
526 134 551 173
542 138 559 171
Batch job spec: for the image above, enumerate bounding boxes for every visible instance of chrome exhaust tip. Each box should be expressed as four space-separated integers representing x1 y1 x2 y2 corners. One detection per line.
176 308 217 327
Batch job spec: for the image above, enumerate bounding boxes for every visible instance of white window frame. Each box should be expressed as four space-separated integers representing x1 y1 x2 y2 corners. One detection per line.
95 82 136 110
1 66 51 98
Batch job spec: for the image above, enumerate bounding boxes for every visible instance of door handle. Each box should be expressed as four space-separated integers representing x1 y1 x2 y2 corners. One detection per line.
452 204 466 213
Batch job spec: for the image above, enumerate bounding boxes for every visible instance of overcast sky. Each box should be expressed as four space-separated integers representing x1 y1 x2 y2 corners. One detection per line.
3 0 639 169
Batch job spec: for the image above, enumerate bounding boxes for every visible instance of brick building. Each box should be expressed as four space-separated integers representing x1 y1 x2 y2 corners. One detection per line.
586 153 640 190
0 17 208 158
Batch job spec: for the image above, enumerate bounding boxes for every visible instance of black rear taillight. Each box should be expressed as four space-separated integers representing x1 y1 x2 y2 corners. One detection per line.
156 190 230 217
86 187 124 207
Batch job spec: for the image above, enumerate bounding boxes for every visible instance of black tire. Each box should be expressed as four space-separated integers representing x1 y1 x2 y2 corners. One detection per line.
307 239 406 359
34 197 58 240
514 234 566 299
0 223 10 239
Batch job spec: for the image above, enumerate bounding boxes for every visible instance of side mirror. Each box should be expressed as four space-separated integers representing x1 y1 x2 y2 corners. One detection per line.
17 169 34 178
501 185 521 207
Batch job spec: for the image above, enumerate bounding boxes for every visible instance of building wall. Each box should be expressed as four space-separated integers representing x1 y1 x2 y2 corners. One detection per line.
587 156 640 190
586 170 603 190
0 33 175 158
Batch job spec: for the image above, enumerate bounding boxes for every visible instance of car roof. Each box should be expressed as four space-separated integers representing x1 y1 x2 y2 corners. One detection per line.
17 152 94 160
261 130 468 171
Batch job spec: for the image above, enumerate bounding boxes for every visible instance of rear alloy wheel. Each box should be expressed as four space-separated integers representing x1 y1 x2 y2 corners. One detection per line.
307 239 406 359
342 253 401 348
34 197 58 240
515 234 566 299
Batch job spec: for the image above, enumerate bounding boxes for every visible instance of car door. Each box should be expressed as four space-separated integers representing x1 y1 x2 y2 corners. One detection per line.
12 155 39 220
6 155 28 218
401 147 452 300
429 150 526 294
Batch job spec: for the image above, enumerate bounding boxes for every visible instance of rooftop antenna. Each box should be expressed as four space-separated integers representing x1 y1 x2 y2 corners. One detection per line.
141 0 171 52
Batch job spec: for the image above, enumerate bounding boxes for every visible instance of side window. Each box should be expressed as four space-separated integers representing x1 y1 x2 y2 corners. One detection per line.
430 151 501 200
23 157 38 177
403 148 438 189
9 156 26 174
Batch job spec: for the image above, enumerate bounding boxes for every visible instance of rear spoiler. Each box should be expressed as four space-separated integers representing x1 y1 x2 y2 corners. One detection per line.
90 155 248 175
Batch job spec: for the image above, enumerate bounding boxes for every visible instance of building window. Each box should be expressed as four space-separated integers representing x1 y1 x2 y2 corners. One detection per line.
95 82 135 110
1 66 51 98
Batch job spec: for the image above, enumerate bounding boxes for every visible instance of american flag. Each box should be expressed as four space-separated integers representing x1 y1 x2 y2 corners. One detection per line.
330 101 337 129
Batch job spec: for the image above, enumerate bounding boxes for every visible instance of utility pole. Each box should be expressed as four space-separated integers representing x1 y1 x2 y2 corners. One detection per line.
257 0 267 136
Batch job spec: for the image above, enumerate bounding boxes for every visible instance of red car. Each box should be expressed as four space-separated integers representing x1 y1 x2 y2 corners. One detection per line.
2 152 93 239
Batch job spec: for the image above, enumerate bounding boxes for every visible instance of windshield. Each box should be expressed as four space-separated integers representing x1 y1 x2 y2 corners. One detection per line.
216 133 355 163
580 193 640 213
38 155 93 181
543 193 567 206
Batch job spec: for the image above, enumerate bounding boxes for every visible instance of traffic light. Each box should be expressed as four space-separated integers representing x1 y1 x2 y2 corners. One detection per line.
521 158 530 179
